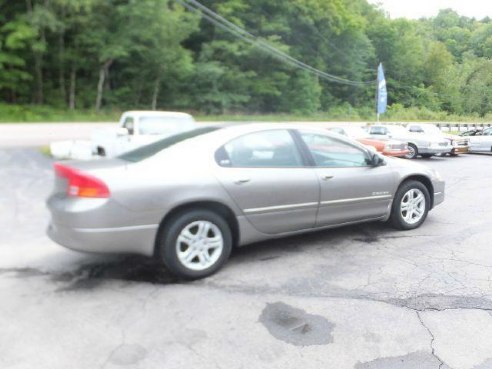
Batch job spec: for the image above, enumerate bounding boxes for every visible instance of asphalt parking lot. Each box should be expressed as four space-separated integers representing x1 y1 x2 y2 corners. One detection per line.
1 148 492 369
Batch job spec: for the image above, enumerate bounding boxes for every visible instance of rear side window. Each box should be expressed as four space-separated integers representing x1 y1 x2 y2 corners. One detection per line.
408 125 424 133
138 116 194 135
329 127 346 135
119 127 219 162
217 130 303 168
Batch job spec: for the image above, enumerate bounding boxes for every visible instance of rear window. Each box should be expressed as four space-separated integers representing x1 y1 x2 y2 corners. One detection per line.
119 126 220 162
138 116 195 135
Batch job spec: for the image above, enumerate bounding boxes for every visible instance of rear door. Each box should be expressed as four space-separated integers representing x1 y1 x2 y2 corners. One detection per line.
297 130 395 226
214 129 319 234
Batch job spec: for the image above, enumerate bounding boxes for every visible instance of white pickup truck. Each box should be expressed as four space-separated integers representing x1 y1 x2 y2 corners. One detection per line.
92 111 196 157
50 111 196 159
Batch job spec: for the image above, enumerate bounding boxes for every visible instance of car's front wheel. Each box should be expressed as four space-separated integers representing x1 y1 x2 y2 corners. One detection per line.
157 209 232 280
405 144 418 159
390 180 430 230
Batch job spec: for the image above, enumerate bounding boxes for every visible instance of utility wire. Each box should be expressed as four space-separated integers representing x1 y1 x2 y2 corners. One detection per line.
175 0 375 87
259 4 356 64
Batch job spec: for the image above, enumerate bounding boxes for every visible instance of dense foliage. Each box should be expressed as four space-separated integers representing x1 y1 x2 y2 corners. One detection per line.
2 1 492 118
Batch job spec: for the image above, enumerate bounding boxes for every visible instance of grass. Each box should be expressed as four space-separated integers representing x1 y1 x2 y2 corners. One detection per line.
1 103 492 124
196 114 366 122
0 104 120 123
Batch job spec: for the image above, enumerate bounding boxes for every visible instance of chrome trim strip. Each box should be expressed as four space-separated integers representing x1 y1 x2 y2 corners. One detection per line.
74 224 159 233
434 192 443 196
320 195 392 206
244 202 318 214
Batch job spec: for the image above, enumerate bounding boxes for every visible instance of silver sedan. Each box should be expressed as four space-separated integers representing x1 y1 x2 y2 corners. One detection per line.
47 124 445 279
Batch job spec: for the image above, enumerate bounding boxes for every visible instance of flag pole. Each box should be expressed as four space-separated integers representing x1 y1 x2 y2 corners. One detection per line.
375 66 379 123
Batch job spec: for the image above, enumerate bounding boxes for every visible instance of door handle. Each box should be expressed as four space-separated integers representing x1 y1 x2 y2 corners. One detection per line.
321 175 334 181
234 178 251 184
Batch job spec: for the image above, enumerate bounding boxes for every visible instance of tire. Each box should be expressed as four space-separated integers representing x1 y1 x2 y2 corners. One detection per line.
421 154 433 158
156 209 232 280
405 144 418 159
389 180 430 230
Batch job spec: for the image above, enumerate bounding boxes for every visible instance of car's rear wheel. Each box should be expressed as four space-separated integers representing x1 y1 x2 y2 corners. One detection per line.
157 209 232 280
405 144 418 159
389 180 430 230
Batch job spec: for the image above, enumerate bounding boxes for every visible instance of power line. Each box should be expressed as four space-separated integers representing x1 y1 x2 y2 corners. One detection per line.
175 0 375 87
259 4 356 64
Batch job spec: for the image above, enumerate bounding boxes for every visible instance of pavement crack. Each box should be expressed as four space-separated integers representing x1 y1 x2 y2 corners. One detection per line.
416 311 446 369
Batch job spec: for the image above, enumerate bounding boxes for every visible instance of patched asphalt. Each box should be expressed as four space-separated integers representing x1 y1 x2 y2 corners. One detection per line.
1 148 492 369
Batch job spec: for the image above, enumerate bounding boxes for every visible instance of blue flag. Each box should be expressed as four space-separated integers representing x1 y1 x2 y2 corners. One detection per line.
377 63 387 115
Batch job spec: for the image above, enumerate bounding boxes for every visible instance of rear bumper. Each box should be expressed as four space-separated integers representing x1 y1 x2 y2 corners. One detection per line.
47 222 157 256
46 194 161 256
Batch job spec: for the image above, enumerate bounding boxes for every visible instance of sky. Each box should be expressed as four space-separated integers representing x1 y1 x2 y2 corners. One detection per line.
367 0 492 19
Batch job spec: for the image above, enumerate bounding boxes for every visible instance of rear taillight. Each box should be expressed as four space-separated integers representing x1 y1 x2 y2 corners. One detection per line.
54 163 110 198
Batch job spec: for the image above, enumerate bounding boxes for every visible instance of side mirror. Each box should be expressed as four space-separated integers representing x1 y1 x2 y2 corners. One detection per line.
370 153 385 167
116 127 129 137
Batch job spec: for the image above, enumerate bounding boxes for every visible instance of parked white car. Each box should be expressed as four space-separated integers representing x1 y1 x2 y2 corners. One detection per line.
367 125 450 159
92 111 196 157
468 127 492 152
406 123 469 156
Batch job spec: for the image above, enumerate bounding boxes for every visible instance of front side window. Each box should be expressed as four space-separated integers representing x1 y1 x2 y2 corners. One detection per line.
123 117 135 135
218 130 303 168
300 132 370 168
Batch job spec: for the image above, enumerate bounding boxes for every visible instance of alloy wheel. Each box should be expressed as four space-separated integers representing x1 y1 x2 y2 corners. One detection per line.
400 188 426 225
405 145 416 159
175 220 224 271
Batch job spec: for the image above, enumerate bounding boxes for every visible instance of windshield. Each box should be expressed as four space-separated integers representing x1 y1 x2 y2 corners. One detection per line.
138 116 195 135
119 126 219 162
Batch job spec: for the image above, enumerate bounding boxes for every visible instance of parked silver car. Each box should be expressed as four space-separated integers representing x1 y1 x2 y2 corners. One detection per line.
47 124 445 279
405 123 469 156
367 125 450 159
468 127 492 152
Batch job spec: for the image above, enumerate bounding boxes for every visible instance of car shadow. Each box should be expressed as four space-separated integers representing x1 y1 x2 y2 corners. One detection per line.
466 152 492 156
46 221 392 290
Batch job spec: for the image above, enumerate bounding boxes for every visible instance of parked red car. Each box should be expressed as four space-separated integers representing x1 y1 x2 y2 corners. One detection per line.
329 126 409 158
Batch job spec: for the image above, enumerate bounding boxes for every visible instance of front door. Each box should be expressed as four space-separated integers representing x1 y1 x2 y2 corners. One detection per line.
214 129 319 235
297 130 396 226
